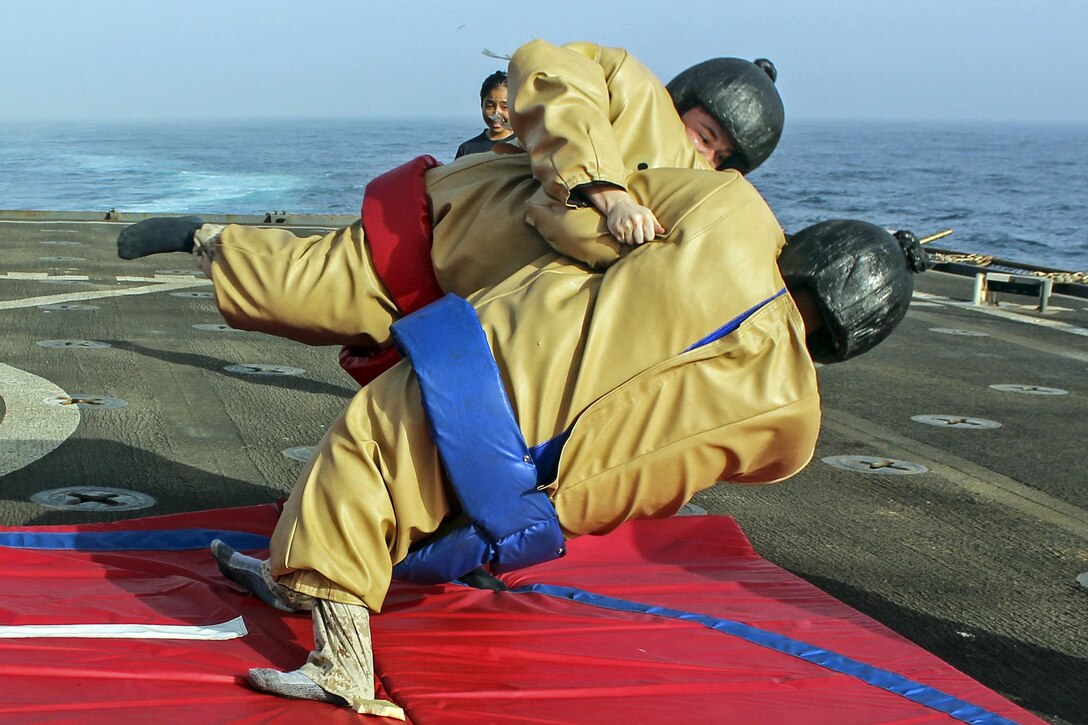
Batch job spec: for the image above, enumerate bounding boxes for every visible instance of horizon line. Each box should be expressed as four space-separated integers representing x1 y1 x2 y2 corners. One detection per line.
2 115 1087 127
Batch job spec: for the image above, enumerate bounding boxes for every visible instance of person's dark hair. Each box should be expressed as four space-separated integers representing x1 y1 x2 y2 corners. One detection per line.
480 70 508 100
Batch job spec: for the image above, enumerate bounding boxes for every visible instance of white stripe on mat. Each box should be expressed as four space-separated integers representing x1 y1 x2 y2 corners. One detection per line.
0 616 247 640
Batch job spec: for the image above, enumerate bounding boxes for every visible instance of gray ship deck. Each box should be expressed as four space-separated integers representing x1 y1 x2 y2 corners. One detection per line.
1 214 1085 723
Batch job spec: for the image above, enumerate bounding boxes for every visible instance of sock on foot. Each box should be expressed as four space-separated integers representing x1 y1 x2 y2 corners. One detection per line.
211 539 298 612
247 668 349 706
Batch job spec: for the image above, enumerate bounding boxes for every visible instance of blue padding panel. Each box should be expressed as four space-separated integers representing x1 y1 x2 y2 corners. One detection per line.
518 583 1016 725
685 288 787 352
392 291 791 581
392 294 564 575
392 523 493 585
528 428 571 487
0 529 270 552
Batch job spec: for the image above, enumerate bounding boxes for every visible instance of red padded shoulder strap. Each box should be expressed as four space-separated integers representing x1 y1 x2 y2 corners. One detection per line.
362 154 444 314
343 155 443 388
338 344 403 387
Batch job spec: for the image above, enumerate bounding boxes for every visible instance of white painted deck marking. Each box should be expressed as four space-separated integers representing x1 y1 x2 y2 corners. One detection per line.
118 275 209 282
942 300 1088 337
0 616 247 640
0 219 122 226
1 272 90 281
0 278 210 310
282 446 316 462
0 364 80 478
911 291 1088 338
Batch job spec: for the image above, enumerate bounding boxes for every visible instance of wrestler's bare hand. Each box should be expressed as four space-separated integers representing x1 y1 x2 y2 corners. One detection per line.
581 185 666 245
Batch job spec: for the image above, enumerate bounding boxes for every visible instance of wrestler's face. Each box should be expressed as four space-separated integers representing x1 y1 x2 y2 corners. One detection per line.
790 287 826 337
481 86 511 138
682 105 734 169
789 287 836 360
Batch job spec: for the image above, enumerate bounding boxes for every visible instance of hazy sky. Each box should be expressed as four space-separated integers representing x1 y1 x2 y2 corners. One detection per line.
3 0 1086 123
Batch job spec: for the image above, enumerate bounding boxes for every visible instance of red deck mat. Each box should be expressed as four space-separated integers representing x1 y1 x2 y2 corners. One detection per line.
0 505 1040 724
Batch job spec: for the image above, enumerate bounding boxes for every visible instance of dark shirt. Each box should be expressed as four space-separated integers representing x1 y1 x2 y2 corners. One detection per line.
455 130 516 159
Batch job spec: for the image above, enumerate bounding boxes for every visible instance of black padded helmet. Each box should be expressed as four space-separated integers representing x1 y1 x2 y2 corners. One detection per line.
667 57 783 173
779 220 928 363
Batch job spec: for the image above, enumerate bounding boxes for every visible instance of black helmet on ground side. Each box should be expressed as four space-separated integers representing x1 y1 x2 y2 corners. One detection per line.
779 220 929 363
667 57 783 173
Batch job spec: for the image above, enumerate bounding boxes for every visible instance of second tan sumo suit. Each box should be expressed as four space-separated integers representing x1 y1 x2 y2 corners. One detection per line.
264 166 821 613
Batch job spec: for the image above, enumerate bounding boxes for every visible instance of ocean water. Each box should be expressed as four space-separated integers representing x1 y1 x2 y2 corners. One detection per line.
1 118 1086 270
759 121 1088 272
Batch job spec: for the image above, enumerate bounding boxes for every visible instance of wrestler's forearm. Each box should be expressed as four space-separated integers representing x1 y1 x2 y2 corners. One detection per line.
578 183 665 246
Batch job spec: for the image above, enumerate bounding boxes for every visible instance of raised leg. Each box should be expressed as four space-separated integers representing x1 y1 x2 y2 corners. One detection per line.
210 539 312 613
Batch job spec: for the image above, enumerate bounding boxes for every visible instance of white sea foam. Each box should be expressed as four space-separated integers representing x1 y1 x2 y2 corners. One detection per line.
124 170 304 212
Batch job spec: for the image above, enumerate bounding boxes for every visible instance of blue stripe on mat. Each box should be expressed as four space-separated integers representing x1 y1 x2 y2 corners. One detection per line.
0 529 270 551
515 583 1016 725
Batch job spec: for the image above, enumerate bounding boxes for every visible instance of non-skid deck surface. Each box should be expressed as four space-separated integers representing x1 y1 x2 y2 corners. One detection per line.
0 505 1039 723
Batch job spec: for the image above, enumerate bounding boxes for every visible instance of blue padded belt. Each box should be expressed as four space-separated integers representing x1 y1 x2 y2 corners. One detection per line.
390 289 787 583
390 294 566 584
391 523 494 585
